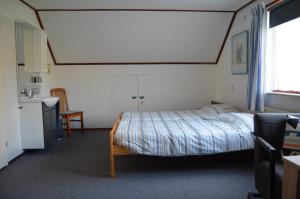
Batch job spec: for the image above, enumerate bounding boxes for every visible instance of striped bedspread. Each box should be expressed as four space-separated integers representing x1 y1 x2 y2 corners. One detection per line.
114 108 254 156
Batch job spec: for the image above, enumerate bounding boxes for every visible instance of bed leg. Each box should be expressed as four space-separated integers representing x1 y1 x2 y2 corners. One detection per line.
109 130 115 178
110 153 115 178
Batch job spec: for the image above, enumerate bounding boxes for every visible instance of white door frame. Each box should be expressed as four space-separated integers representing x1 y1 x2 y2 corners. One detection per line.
0 15 8 169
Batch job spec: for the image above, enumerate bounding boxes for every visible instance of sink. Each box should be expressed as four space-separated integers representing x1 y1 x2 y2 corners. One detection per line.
42 97 59 107
19 96 59 107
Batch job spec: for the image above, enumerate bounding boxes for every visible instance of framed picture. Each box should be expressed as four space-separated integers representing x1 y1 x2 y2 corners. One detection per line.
231 31 248 74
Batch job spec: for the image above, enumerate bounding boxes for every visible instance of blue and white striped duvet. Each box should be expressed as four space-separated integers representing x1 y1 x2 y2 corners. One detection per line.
114 108 254 156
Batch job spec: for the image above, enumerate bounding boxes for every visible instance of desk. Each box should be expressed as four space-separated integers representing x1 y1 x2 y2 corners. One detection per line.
282 155 300 199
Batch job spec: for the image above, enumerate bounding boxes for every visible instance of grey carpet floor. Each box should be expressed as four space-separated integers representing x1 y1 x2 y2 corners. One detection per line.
0 131 256 199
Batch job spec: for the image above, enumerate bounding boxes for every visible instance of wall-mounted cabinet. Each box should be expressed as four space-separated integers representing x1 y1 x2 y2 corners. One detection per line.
20 22 48 73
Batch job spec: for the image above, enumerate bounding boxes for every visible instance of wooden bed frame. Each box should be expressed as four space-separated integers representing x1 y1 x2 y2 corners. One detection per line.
109 101 223 177
109 112 133 177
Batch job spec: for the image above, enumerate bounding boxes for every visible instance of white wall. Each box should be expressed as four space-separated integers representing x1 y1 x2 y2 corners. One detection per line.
0 15 23 161
54 65 216 128
0 17 8 168
0 0 56 96
215 0 300 112
0 0 56 161
216 5 251 110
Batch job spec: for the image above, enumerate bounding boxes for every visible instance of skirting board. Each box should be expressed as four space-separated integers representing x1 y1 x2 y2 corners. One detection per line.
69 128 112 131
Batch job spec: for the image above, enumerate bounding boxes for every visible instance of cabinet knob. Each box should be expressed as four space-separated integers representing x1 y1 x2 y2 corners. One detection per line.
131 96 137 100
18 106 23 109
139 96 145 99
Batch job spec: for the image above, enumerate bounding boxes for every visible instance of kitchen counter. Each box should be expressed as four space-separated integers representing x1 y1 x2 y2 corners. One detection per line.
19 96 58 107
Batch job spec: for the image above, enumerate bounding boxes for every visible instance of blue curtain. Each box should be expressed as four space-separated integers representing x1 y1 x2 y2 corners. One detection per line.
246 3 267 112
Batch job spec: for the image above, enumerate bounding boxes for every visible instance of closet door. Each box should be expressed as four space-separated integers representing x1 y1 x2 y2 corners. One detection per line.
109 75 139 125
0 17 8 168
138 74 167 112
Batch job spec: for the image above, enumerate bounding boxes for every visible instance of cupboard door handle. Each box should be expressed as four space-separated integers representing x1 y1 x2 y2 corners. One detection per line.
139 96 145 99
18 106 23 109
131 96 137 100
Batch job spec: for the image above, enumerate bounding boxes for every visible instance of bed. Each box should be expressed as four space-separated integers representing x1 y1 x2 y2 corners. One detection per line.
109 102 254 177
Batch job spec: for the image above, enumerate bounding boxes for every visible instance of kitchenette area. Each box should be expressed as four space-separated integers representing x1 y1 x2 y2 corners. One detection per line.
0 14 59 170
16 20 61 150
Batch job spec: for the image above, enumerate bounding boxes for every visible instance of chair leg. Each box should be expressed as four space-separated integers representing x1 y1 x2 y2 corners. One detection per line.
66 116 71 137
80 113 84 134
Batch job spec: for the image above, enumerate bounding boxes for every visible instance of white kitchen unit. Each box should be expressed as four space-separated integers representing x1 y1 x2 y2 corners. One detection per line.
23 23 48 73
19 97 59 149
19 102 44 149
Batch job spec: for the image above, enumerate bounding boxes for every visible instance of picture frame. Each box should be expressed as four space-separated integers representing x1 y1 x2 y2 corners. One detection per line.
231 31 248 74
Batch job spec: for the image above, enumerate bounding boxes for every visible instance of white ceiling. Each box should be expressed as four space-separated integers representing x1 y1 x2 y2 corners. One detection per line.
25 0 252 11
23 0 269 64
41 12 233 63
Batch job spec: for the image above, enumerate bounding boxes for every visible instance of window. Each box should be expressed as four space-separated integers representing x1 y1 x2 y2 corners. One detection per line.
266 17 300 94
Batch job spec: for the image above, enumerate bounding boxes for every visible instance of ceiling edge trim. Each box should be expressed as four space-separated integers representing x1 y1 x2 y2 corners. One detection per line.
55 62 217 66
19 0 58 65
38 9 235 13
19 0 35 11
216 12 237 64
19 0 266 66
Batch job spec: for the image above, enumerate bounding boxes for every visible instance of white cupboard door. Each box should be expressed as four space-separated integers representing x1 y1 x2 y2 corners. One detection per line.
138 74 167 112
23 28 34 72
19 103 44 149
39 29 48 73
24 28 48 73
109 75 138 125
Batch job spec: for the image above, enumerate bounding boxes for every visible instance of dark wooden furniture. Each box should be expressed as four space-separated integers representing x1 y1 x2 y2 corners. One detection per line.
42 102 61 146
282 155 300 199
248 113 300 199
50 88 84 137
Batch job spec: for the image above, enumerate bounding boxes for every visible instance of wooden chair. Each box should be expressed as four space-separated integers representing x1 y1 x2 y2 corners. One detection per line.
50 88 84 137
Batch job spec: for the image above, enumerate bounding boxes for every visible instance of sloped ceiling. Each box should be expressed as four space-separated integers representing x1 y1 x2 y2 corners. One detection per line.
20 0 266 65
40 11 233 64
25 0 252 11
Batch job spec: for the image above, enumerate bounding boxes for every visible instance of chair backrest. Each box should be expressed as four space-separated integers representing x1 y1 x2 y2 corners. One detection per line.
254 113 300 151
50 88 69 113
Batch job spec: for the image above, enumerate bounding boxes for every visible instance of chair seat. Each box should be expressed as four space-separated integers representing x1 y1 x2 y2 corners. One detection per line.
255 161 283 199
51 88 84 136
60 111 83 115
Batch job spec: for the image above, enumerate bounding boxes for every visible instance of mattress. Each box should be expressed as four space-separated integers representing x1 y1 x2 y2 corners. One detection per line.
114 108 254 156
